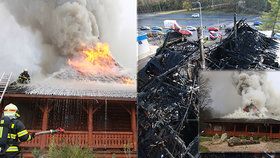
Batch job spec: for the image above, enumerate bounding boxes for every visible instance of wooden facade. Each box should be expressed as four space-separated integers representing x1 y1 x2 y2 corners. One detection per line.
203 118 280 139
1 93 137 157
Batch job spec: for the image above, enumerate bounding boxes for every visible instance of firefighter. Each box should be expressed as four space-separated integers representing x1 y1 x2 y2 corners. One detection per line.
0 103 35 158
17 69 30 84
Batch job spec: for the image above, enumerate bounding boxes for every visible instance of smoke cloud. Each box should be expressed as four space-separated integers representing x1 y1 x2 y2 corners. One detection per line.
203 71 280 119
0 0 136 77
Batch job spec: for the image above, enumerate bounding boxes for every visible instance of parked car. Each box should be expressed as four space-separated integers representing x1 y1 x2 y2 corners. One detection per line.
209 31 222 40
186 26 197 31
208 27 219 32
151 26 163 31
253 21 263 26
139 26 151 30
191 13 200 18
273 33 280 40
179 29 193 36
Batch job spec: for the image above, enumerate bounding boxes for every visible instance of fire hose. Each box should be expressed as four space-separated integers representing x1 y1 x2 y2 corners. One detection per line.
34 127 65 136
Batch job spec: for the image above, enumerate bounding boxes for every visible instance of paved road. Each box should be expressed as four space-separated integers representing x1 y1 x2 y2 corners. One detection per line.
138 12 259 37
138 12 259 28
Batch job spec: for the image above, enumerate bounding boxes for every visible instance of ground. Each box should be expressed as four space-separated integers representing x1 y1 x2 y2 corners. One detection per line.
200 140 280 153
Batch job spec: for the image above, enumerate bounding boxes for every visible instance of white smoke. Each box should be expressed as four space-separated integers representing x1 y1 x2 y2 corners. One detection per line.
227 71 280 119
203 71 280 120
0 0 136 77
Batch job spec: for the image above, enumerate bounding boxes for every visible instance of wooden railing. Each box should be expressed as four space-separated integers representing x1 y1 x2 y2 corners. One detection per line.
21 130 134 150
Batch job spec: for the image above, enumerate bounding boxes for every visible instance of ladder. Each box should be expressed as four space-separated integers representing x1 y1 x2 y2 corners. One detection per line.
0 72 12 104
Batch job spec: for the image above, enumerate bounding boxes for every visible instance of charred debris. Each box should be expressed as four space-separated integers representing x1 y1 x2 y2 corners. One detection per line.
138 20 280 158
138 31 201 158
206 19 279 70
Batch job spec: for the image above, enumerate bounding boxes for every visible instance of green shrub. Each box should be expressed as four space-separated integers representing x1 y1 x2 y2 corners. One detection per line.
199 144 210 153
32 148 42 158
48 141 95 158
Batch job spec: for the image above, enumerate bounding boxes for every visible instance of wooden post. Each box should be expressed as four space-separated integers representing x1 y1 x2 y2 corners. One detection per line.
40 104 49 150
197 27 205 69
131 104 137 151
87 103 93 148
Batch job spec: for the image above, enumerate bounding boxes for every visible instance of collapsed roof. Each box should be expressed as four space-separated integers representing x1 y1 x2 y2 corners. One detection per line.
206 19 280 70
138 31 200 158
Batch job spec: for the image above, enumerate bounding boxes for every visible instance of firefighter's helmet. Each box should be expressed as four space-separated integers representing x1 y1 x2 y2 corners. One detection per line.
3 103 20 118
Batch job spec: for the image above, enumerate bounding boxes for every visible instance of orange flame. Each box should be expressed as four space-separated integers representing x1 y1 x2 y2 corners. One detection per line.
68 42 134 85
121 77 135 85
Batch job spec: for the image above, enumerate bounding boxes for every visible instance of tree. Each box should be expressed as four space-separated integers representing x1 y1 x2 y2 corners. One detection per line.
182 0 191 11
261 0 280 37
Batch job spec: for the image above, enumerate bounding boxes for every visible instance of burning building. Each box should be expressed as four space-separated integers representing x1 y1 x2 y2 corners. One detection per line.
0 43 137 157
0 0 137 157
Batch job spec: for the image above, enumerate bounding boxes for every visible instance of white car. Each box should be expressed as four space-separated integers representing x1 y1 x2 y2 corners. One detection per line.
186 26 197 31
191 13 200 18
273 33 280 40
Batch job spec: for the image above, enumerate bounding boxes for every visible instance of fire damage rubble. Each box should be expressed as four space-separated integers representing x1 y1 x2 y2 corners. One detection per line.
206 19 280 70
138 20 280 158
138 31 201 158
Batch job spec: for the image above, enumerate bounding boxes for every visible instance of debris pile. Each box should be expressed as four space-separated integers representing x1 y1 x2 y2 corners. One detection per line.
206 19 279 70
138 31 201 158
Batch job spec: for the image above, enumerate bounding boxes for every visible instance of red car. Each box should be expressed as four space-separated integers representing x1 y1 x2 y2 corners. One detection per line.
209 31 222 40
208 27 219 32
178 29 192 36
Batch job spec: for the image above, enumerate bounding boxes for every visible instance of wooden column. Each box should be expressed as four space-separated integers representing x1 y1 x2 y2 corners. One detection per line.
270 125 272 137
39 102 52 150
87 103 94 148
131 104 137 151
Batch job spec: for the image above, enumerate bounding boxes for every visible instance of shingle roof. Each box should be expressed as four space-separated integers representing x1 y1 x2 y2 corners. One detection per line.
7 67 136 99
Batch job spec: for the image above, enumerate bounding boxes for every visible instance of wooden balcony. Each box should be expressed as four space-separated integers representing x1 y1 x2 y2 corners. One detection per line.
21 130 134 150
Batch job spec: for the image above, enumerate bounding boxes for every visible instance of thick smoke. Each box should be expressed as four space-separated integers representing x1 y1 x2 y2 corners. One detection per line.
227 72 279 119
201 71 242 116
0 0 136 76
203 71 280 119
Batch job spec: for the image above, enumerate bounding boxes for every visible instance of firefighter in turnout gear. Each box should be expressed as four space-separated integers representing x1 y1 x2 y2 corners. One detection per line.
17 69 30 84
0 104 35 157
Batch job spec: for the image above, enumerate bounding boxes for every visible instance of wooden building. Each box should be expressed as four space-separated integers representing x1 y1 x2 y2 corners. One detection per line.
203 118 280 139
1 77 137 158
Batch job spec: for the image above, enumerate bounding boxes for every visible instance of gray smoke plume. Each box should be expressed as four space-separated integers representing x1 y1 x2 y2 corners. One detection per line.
227 71 280 119
203 71 280 119
2 0 99 74
0 0 136 76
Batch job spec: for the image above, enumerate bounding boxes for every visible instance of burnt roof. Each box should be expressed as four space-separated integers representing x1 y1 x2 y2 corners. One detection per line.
203 118 280 125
